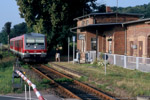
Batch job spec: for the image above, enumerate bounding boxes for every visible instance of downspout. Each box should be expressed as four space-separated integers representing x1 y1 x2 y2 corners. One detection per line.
122 24 127 55
70 28 77 34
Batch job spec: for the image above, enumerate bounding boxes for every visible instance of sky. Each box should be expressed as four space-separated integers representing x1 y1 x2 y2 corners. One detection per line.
0 0 25 31
0 0 150 32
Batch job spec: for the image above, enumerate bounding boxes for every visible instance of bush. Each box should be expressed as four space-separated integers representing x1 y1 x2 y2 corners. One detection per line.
99 52 104 60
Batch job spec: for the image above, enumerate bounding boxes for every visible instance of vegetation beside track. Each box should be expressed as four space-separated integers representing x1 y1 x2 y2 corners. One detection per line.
51 62 150 98
0 51 15 94
19 63 51 91
0 50 50 94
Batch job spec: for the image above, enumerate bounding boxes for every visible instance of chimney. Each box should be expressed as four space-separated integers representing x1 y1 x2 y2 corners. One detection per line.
106 6 113 13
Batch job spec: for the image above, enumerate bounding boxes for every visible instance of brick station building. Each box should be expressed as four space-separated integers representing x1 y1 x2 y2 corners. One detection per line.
71 12 150 60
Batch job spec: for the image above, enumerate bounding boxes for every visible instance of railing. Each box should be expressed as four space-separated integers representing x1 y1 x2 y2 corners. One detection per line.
88 51 150 72
16 70 45 100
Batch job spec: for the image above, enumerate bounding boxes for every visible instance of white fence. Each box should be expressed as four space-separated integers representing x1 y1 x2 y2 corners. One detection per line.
87 51 150 72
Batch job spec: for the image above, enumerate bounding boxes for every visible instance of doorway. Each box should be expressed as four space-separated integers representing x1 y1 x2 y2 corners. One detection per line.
139 41 143 57
130 41 133 56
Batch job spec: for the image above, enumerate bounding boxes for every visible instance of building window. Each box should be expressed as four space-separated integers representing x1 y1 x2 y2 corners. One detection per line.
91 38 96 51
86 20 89 25
82 21 85 26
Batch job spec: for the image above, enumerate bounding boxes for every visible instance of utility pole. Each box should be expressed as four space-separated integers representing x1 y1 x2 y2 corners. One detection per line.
116 0 118 23
68 37 70 63
73 36 75 64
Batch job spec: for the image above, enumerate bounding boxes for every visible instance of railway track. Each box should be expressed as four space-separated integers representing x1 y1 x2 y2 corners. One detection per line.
31 64 116 100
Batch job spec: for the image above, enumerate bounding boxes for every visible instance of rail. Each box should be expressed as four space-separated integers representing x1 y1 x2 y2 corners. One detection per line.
31 64 116 100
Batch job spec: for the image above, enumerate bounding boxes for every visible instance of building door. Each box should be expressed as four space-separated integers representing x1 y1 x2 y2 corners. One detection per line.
91 38 96 51
148 36 150 57
139 41 143 57
108 39 112 53
130 41 133 56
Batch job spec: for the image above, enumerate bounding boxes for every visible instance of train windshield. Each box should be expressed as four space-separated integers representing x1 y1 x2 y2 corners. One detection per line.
26 37 44 45
35 38 44 45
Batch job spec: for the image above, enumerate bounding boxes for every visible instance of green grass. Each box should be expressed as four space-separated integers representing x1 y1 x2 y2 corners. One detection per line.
52 62 150 97
54 77 73 83
78 76 88 82
0 51 53 94
21 63 30 69
32 78 51 90
0 67 13 94
0 51 27 94
0 57 15 94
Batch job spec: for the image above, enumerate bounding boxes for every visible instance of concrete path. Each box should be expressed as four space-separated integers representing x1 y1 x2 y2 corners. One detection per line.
0 95 61 100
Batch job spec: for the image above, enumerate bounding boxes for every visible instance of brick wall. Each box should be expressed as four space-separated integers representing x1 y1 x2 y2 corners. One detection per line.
114 26 125 55
95 15 139 23
77 17 94 27
126 23 150 57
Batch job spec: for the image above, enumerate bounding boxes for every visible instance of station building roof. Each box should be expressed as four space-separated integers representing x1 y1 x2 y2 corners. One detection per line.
74 12 144 21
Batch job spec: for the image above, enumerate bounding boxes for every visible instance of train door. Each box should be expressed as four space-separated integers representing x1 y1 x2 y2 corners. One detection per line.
139 41 143 57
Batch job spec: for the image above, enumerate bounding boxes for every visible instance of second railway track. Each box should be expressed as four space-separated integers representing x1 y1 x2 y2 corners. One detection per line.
31 64 116 100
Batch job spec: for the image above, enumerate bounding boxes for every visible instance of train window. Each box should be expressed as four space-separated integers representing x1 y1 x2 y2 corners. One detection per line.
27 38 35 43
35 38 44 45
26 38 35 45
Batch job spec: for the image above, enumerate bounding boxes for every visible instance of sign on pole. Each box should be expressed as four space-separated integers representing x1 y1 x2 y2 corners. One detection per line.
73 36 75 42
78 34 85 40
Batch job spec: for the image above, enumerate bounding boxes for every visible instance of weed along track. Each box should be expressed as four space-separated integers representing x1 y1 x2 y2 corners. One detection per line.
31 64 116 100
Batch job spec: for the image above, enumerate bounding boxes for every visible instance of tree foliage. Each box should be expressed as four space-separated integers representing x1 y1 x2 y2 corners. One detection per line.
112 3 150 18
4 22 11 48
93 4 106 13
0 22 28 44
5 22 11 35
16 0 97 52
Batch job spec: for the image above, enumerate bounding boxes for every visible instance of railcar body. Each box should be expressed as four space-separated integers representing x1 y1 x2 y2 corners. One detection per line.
10 33 47 62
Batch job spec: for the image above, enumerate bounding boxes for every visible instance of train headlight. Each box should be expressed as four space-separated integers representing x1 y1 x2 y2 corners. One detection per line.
34 46 36 48
25 51 29 53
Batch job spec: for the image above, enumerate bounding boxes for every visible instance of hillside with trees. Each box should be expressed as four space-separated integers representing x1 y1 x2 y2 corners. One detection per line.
112 2 150 18
0 22 28 44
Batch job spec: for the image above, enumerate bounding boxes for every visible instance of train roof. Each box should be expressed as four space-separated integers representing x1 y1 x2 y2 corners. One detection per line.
25 33 45 37
10 33 45 41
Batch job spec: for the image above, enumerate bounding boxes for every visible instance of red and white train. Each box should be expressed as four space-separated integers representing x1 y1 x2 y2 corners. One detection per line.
10 33 47 62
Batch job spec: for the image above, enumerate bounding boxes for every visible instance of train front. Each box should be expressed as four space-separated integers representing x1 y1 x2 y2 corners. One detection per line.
23 33 47 63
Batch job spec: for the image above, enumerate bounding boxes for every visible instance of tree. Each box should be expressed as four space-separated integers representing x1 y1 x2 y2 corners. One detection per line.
10 22 28 38
0 22 28 44
93 4 106 13
111 3 150 18
16 0 97 53
4 22 11 49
